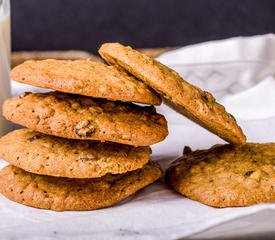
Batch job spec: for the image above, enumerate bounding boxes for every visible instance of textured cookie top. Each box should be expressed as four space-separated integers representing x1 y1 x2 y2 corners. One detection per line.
0 163 162 211
10 59 161 105
166 143 275 207
0 129 151 178
99 43 246 145
3 92 168 146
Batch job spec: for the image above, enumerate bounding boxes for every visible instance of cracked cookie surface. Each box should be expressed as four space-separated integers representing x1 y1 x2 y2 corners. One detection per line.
0 163 162 211
3 92 168 146
0 129 151 178
166 143 275 207
10 59 161 105
99 43 246 145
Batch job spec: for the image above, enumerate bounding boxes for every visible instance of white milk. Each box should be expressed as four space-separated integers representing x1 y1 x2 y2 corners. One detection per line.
0 0 11 136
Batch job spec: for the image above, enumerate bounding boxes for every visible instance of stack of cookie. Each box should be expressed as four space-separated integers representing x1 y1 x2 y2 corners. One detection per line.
0 42 273 210
0 58 168 211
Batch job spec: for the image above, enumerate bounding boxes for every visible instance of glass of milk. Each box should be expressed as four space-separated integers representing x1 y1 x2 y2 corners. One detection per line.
0 0 11 136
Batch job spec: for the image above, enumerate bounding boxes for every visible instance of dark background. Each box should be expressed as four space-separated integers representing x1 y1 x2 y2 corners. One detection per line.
11 0 275 54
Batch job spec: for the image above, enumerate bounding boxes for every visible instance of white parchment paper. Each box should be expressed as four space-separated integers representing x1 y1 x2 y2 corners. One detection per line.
0 34 275 239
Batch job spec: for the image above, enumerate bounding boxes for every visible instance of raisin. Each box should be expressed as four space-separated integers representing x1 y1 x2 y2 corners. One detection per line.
201 91 209 103
74 120 96 137
183 146 192 155
76 156 97 162
19 92 31 99
27 135 41 142
244 171 254 176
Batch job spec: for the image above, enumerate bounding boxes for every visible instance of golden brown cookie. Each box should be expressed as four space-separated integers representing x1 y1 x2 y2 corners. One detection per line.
99 43 246 145
3 92 168 146
10 59 161 105
0 129 151 178
166 144 275 207
0 163 162 211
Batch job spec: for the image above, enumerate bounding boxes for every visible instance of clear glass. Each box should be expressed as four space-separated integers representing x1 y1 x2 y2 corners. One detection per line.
0 0 11 136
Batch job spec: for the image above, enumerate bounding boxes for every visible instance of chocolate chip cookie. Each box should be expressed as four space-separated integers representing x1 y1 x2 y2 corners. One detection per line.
3 92 168 146
99 43 246 145
0 162 162 211
0 129 151 178
166 144 275 207
10 59 161 105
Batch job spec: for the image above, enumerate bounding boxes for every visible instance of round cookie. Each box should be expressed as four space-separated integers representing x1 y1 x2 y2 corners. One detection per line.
99 43 246 145
0 129 151 178
166 144 275 207
0 163 162 211
3 92 168 146
10 59 161 105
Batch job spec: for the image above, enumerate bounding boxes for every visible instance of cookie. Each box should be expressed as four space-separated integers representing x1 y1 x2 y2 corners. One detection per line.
10 59 161 105
3 92 168 146
99 43 246 145
166 144 275 207
0 162 162 211
0 129 151 178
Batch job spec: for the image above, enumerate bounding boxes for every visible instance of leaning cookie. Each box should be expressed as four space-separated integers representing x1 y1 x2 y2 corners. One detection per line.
0 129 151 178
3 92 168 146
166 144 275 207
0 163 162 211
10 59 161 105
99 43 246 145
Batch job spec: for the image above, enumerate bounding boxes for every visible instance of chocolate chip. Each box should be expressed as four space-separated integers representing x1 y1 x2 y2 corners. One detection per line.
244 170 254 176
27 135 41 142
75 120 96 137
201 91 209 103
19 92 31 99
